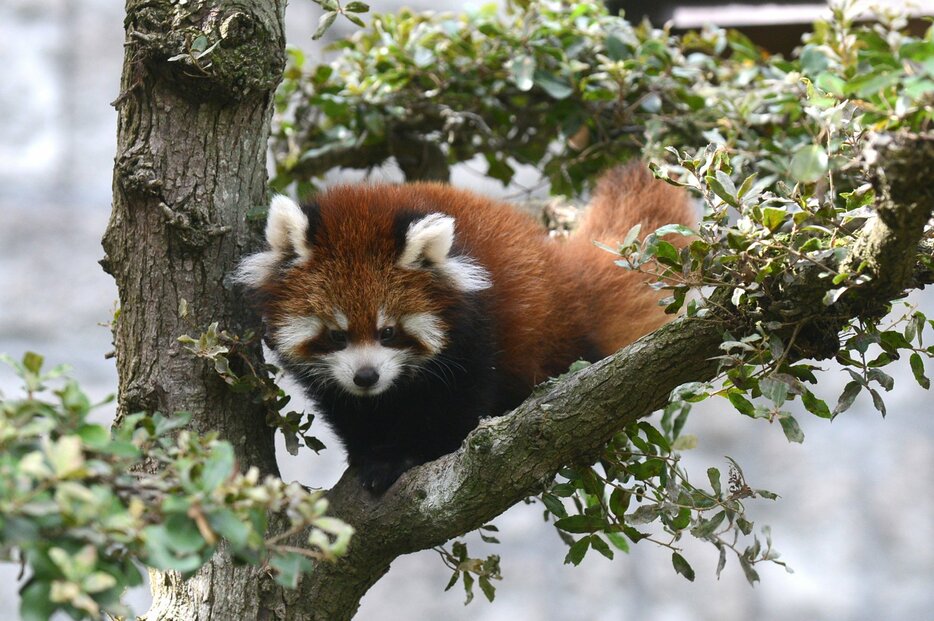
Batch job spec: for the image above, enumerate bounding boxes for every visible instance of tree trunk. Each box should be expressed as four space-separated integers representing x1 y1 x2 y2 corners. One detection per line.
102 0 287 616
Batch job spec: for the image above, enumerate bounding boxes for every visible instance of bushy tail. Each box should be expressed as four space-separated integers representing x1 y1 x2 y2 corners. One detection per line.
563 163 695 353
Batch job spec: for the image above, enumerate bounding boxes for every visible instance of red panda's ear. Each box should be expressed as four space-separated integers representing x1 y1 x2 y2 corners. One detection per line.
266 195 312 260
234 195 312 289
396 213 492 293
397 213 455 268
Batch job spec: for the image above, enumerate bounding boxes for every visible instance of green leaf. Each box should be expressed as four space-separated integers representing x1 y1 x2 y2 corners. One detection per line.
833 381 862 417
554 514 605 533
691 510 726 538
509 55 535 91
740 556 761 585
344 1 369 12
868 388 887 417
199 442 235 491
671 552 695 581
77 424 111 448
605 531 630 553
564 536 590 565
910 353 930 389
313 11 338 40
707 467 721 496
162 515 207 555
653 240 680 267
727 391 756 417
801 389 832 419
761 207 787 232
269 552 313 589
778 413 805 443
605 34 631 61
19 580 55 621
759 376 789 407
23 351 44 375
609 488 630 517
790 144 828 184
533 70 573 99
706 172 739 207
209 509 251 549
478 575 496 602
588 535 614 560
541 493 568 518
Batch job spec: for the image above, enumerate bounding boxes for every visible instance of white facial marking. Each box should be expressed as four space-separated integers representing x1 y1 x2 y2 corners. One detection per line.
332 310 349 331
326 343 410 396
377 307 392 329
397 213 455 268
275 316 323 358
443 256 492 292
266 195 311 260
233 251 279 288
401 312 446 354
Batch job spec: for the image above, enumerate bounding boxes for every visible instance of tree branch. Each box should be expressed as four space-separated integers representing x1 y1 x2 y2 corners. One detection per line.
287 131 934 620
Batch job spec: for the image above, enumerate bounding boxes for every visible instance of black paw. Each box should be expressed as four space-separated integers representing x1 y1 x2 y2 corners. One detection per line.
355 458 417 495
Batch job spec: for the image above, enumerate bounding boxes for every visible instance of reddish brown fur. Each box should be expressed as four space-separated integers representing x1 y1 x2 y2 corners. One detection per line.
563 165 695 352
261 164 693 391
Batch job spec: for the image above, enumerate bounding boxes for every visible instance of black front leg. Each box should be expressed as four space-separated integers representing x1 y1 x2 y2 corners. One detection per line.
353 455 419 495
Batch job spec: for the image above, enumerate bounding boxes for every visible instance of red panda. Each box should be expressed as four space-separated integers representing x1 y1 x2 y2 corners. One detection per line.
236 164 693 493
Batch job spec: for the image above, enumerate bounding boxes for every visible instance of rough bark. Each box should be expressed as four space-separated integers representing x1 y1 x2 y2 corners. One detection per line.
103 0 286 617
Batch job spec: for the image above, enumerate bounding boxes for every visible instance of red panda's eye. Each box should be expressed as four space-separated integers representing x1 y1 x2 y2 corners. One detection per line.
329 330 348 346
379 326 396 343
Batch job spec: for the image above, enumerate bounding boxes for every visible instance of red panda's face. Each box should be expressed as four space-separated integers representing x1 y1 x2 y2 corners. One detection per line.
236 192 491 398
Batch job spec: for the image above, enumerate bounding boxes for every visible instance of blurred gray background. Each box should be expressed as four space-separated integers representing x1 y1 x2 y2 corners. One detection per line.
1 1 931 619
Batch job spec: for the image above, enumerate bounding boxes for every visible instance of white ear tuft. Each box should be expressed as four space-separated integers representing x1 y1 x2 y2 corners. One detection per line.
266 195 311 260
397 213 455 268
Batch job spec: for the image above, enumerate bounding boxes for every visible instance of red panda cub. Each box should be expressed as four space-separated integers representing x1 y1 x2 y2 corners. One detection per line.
237 164 693 493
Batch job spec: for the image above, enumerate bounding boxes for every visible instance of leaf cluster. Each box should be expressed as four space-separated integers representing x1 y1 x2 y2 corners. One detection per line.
0 353 352 621
273 1 933 197
540 415 788 585
178 316 325 456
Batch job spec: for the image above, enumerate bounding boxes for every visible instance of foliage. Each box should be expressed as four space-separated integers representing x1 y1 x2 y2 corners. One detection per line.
273 0 930 195
0 353 352 621
274 0 934 591
309 0 371 40
177 314 325 456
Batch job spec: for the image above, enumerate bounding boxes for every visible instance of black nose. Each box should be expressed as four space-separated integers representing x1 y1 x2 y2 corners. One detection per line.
353 366 379 388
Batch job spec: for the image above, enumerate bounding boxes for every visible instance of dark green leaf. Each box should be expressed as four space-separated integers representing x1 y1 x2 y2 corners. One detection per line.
533 70 573 99
564 536 590 565
834 381 862 417
589 534 614 560
869 388 887 417
910 353 930 389
554 514 605 533
691 510 726 538
478 575 496 602
671 552 695 581
707 467 721 496
728 391 756 417
541 493 568 518
778 413 805 443
801 389 832 419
